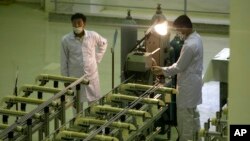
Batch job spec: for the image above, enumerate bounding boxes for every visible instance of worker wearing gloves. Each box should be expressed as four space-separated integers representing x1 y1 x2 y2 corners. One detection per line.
61 13 107 111
152 15 203 141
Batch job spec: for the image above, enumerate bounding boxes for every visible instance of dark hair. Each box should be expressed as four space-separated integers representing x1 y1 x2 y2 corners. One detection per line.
173 15 192 28
71 13 87 23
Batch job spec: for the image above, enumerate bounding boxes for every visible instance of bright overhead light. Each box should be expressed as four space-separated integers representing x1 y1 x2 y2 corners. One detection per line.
154 21 168 36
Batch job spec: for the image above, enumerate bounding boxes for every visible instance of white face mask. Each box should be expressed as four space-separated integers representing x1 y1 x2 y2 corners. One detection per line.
73 27 84 34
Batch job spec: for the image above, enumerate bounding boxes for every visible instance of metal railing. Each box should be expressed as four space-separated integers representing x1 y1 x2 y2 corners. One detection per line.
0 74 89 140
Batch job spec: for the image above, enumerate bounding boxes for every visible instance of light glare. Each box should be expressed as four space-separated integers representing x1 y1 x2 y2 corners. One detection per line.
154 21 168 36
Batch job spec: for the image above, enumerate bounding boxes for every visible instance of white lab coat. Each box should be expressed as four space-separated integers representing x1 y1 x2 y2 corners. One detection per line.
61 30 107 102
162 31 203 108
163 31 203 141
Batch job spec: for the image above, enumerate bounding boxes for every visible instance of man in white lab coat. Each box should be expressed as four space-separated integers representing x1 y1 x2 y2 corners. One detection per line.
61 13 107 109
152 15 203 141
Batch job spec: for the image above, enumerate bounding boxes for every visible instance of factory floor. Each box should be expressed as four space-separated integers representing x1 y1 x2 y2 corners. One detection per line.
0 2 228 141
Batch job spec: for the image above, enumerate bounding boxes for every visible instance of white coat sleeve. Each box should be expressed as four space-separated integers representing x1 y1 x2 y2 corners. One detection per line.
60 39 69 76
162 45 193 76
95 33 107 63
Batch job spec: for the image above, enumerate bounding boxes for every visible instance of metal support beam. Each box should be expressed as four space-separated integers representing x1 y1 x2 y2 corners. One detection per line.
26 119 32 141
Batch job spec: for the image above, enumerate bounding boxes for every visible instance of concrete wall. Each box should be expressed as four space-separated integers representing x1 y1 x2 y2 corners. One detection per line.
72 0 104 13
103 0 229 13
16 0 40 3
44 0 104 13
44 0 229 14
229 0 250 125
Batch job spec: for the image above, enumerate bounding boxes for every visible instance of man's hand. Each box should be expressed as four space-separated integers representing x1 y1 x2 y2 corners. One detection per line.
151 66 164 76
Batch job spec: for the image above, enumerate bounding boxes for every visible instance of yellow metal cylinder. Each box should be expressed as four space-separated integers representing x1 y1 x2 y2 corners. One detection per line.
107 93 165 106
4 96 45 104
20 85 74 95
0 123 23 132
0 109 27 116
74 117 136 130
36 74 89 85
120 83 177 94
91 105 151 118
55 130 119 141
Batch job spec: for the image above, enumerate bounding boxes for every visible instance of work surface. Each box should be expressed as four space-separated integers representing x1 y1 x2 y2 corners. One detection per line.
203 48 230 83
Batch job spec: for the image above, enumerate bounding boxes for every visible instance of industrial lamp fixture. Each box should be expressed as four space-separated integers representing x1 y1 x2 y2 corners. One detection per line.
130 21 168 52
153 21 168 36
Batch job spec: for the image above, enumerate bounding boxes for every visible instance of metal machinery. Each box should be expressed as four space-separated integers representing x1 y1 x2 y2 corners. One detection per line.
123 4 171 85
0 74 88 140
199 104 228 141
121 10 138 82
0 74 176 141
121 4 178 138
0 5 178 141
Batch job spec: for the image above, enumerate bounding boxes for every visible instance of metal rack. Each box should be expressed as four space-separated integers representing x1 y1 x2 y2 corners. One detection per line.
0 74 176 141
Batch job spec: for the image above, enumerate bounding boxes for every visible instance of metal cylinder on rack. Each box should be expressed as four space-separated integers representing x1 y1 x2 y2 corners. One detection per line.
146 4 170 67
121 10 138 82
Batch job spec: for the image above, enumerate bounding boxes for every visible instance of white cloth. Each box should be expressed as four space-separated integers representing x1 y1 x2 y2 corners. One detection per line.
61 30 107 102
203 48 229 83
177 107 201 141
162 31 203 108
